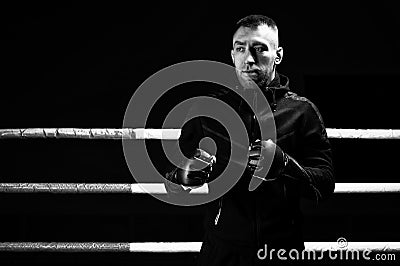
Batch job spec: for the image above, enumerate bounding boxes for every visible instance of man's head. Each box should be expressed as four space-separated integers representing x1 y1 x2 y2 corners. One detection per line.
231 15 283 89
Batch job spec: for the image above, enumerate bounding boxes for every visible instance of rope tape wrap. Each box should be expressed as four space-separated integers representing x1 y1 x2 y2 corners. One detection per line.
1 128 400 139
0 183 400 193
0 242 399 252
0 183 133 193
0 242 130 252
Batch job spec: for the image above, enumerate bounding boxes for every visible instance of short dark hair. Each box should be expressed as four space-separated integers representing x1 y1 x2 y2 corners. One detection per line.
235 14 278 33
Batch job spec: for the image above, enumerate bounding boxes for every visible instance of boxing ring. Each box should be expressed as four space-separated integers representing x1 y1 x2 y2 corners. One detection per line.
0 128 399 253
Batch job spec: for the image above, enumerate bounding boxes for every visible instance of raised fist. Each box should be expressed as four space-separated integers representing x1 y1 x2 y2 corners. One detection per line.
167 148 216 189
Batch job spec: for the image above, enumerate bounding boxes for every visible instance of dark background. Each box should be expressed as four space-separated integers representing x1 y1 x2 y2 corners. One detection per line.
1 2 400 265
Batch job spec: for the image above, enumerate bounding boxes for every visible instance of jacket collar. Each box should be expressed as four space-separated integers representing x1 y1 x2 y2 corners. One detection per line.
264 72 290 92
262 72 290 112
232 72 290 112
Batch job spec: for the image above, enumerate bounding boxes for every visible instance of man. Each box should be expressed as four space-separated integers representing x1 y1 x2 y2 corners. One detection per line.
165 14 334 265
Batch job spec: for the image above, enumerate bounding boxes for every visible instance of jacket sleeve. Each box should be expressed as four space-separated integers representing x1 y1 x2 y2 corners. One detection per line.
280 101 335 202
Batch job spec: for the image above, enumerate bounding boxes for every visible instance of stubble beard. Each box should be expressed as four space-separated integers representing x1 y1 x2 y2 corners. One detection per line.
238 72 270 90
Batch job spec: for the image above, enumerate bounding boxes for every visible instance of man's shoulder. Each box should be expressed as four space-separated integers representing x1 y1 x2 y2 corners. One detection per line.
284 91 324 128
283 91 315 109
282 91 324 121
283 91 310 103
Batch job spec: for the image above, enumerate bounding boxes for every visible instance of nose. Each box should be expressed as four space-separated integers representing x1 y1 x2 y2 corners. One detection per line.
244 50 255 65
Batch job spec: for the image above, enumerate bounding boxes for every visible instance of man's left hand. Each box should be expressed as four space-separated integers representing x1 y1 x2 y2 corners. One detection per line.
248 139 286 180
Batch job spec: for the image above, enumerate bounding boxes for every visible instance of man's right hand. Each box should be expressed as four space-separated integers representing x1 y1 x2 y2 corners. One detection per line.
175 148 216 187
165 148 216 194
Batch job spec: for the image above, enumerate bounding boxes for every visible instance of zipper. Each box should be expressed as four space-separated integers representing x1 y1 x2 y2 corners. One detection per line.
252 91 257 143
214 196 223 225
251 92 261 246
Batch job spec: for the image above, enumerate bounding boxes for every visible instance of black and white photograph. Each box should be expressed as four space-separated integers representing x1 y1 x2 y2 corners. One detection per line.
1 2 400 265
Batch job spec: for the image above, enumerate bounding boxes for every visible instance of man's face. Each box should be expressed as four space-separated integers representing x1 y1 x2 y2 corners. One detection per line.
231 25 282 89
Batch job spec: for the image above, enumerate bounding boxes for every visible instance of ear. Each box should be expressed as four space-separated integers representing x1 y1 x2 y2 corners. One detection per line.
274 47 283 65
231 49 235 64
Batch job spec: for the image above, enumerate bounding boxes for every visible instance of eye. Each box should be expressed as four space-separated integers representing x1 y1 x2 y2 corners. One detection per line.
235 47 245 52
254 46 267 53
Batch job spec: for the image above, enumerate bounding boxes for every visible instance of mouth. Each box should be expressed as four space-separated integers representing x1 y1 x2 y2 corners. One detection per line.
241 70 259 78
242 70 258 73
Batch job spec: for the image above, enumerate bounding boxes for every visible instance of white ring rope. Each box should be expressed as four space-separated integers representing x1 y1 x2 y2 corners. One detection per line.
0 128 400 139
0 183 399 194
0 242 399 252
